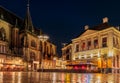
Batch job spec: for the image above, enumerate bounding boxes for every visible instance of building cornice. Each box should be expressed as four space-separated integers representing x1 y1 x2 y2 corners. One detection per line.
72 27 118 42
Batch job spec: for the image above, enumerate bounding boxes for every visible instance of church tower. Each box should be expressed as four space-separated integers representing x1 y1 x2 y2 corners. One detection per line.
23 0 34 33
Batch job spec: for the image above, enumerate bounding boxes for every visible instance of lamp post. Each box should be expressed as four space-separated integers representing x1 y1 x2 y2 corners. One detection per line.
38 34 49 72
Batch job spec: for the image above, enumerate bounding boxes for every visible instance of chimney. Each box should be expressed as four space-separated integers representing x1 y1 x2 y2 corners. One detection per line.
84 25 89 30
116 26 120 30
103 17 108 23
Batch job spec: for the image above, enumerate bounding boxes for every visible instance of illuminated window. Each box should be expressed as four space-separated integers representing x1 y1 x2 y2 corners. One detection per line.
75 44 79 52
87 41 91 50
113 37 119 48
81 42 85 50
94 39 98 48
102 37 107 47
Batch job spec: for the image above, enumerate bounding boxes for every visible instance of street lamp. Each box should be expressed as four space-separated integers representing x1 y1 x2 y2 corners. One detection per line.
38 34 49 71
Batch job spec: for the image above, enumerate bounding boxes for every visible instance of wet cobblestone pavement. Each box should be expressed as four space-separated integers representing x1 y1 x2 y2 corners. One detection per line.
0 72 120 83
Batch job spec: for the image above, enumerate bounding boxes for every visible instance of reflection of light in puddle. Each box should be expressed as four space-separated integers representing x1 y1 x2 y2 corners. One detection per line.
18 72 22 83
66 73 70 83
52 73 56 83
0 72 118 83
81 74 88 83
95 75 101 83
61 73 65 83
0 72 3 83
71 74 77 83
12 72 15 83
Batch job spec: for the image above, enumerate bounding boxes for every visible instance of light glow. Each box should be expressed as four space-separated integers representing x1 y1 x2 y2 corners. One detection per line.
108 50 113 57
98 51 100 57
91 54 93 58
38 34 49 41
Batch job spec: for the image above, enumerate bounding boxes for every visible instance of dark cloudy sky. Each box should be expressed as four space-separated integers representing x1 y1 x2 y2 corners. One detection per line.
1 0 120 56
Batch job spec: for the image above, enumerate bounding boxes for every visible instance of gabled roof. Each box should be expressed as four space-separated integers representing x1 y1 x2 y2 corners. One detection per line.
73 22 113 41
0 6 23 28
80 29 97 37
0 5 41 35
72 29 97 41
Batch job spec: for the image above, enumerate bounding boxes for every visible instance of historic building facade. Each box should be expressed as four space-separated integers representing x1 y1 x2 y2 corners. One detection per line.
0 4 57 71
62 17 120 73
62 44 72 69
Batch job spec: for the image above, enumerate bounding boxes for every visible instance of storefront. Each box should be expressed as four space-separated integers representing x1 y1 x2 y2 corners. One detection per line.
66 63 98 72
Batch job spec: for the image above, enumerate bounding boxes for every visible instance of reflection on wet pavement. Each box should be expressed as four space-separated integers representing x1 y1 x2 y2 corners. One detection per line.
0 72 119 83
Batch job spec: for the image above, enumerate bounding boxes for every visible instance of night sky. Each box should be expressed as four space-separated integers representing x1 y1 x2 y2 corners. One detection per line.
1 0 120 56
